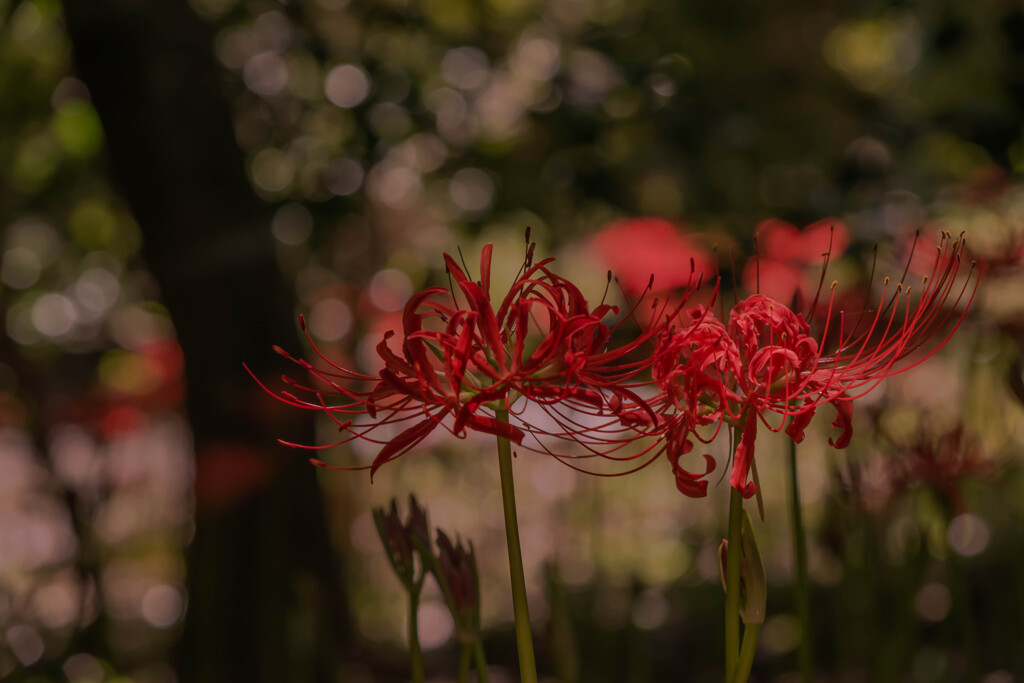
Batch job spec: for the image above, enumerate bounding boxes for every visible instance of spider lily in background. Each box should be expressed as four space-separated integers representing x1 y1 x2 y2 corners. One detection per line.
886 427 991 516
662 231 979 500
591 216 716 297
590 216 721 326
740 217 850 311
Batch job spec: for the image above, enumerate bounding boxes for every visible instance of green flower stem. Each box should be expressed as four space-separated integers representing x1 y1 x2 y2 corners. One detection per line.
409 589 424 683
787 439 813 683
495 408 539 683
474 638 491 683
725 485 744 682
732 623 762 683
456 643 472 683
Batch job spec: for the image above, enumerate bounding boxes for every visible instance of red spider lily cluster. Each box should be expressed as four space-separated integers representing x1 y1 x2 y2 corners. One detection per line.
661 230 979 499
256 228 978 500
254 233 701 478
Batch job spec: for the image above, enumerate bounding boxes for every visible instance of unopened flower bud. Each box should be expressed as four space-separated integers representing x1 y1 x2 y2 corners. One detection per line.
373 497 431 591
435 530 481 642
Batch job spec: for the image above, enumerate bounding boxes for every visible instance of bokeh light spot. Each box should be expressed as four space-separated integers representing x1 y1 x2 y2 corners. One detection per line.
442 46 490 89
98 348 161 395
760 614 801 655
911 646 947 682
31 293 77 338
6 625 45 666
73 268 121 317
63 653 106 683
308 298 353 341
1 248 42 289
416 601 454 650
947 513 989 557
10 1 42 42
368 164 422 208
983 671 1015 683
914 582 951 622
323 158 364 196
107 303 174 349
7 218 61 266
635 172 684 216
244 52 290 97
141 584 184 628
34 575 80 629
513 36 560 82
449 167 495 214
51 100 104 158
368 102 412 140
324 64 371 108
271 203 314 245
631 589 669 630
368 269 413 312
69 198 119 251
251 148 295 193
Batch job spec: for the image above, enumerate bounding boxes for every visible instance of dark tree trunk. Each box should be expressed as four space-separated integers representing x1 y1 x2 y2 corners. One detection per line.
60 2 352 681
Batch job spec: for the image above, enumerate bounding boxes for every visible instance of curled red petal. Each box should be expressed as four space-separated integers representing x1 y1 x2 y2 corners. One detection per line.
827 399 854 449
670 452 716 498
785 407 816 444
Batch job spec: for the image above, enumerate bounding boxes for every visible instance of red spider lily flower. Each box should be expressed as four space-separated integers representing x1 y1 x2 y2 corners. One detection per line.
661 231 979 499
252 234 698 477
654 305 739 434
741 218 849 308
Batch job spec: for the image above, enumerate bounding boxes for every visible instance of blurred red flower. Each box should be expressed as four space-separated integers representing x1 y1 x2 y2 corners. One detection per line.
741 217 849 307
592 217 715 295
591 217 718 322
887 428 990 515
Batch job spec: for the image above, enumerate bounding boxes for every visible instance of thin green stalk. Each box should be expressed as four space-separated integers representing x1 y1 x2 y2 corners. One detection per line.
474 638 491 683
495 408 539 683
787 439 813 683
409 589 424 683
732 624 762 683
725 486 744 682
456 643 472 683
